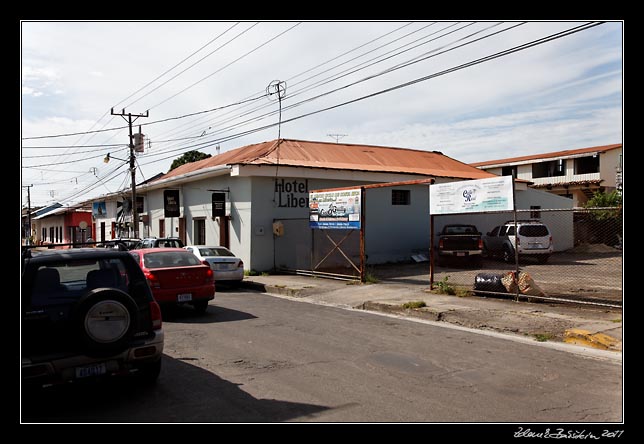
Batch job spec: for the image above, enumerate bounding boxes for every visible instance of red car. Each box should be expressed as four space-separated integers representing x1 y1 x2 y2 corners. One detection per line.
129 248 215 314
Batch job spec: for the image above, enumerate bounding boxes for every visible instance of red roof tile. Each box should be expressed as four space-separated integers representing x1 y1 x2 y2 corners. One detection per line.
470 144 622 168
157 139 495 181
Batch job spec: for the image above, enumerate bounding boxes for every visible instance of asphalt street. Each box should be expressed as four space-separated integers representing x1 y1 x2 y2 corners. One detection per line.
21 289 623 423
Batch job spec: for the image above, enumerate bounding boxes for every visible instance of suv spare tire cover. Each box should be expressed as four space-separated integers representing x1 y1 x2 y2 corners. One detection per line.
74 288 138 354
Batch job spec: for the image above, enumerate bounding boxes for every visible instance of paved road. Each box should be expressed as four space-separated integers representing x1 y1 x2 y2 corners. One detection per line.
22 290 622 423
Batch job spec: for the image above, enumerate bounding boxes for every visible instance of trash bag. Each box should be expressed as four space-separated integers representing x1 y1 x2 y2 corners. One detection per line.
473 273 508 294
500 271 546 297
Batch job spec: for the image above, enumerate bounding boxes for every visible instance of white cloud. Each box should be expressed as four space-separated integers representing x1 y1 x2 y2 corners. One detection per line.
20 21 623 206
22 86 43 97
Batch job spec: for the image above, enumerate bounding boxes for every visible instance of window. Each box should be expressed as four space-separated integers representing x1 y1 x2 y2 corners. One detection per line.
159 219 165 238
501 166 517 178
59 226 63 242
530 205 541 219
391 189 410 205
42 228 47 241
194 219 206 245
50 227 55 242
574 155 600 175
532 159 566 178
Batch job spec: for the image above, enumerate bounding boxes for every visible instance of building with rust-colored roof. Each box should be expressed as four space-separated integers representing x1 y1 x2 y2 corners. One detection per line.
84 138 574 272
471 143 622 206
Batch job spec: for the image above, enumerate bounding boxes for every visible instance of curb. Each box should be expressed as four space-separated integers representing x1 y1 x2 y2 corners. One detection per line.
359 301 447 322
239 280 306 298
563 328 621 351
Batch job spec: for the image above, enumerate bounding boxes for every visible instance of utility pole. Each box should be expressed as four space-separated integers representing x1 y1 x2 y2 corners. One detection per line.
22 184 33 244
111 108 148 239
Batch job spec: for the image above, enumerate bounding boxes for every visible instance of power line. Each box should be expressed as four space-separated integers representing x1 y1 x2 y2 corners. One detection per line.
134 22 603 168
147 22 302 111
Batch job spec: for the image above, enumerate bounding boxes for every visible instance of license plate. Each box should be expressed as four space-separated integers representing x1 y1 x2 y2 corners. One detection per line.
216 263 232 270
456 252 466 256
75 362 107 379
178 293 192 302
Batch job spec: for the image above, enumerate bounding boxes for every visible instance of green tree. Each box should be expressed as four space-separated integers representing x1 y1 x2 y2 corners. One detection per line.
584 190 622 209
169 150 211 171
582 190 622 245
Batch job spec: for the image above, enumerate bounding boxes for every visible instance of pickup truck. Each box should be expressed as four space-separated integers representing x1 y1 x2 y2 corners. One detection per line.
435 224 483 265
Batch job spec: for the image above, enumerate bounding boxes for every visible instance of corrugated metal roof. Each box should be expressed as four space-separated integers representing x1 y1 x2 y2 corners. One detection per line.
157 139 495 181
470 143 622 168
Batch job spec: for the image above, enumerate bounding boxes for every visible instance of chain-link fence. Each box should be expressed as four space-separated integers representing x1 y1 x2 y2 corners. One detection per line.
429 207 622 306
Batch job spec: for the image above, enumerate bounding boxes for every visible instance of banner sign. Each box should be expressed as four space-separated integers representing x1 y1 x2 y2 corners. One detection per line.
164 190 180 217
430 176 514 215
309 188 361 229
92 201 107 218
212 193 226 217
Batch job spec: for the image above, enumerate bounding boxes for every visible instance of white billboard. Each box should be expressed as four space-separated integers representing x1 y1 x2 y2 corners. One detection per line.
430 176 514 215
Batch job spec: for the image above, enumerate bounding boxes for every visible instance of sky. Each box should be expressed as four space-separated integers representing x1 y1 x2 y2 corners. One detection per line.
21 21 623 208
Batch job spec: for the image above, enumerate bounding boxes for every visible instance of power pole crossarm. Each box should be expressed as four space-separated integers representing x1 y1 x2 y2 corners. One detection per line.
110 108 149 239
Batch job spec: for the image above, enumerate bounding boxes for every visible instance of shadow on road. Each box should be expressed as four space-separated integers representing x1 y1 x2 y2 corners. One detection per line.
21 354 329 423
161 304 258 324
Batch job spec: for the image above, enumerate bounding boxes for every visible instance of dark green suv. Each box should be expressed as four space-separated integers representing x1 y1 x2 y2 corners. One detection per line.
21 248 164 388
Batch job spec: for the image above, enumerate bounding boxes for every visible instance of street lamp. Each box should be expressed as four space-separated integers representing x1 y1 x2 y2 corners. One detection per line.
103 153 128 163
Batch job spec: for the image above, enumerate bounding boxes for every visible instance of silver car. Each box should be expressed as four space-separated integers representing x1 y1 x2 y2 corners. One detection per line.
185 246 244 284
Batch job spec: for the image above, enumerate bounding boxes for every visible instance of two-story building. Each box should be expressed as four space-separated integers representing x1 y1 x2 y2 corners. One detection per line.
470 144 622 207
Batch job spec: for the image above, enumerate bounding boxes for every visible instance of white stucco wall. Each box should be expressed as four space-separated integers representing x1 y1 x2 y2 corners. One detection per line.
364 185 430 263
599 147 622 189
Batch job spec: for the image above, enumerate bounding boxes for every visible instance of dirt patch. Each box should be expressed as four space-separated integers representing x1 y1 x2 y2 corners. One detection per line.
567 243 620 253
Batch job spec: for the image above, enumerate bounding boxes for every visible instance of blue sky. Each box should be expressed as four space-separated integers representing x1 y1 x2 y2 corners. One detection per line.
21 21 622 207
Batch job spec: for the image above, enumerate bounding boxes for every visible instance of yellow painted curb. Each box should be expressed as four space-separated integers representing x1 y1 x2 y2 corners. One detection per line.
564 328 620 351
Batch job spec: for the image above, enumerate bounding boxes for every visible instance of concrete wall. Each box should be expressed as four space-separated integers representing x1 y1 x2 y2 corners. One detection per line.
364 185 430 263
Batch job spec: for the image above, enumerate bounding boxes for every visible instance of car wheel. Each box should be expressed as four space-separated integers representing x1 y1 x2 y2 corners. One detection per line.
74 288 138 354
193 300 209 314
503 247 514 264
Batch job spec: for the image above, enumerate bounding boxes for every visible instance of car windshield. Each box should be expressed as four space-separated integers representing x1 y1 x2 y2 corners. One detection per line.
143 251 202 268
199 247 235 257
519 225 549 237
444 226 477 234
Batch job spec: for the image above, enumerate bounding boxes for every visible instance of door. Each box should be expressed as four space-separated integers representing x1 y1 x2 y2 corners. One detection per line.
194 219 206 245
159 219 165 238
100 222 106 242
219 216 230 249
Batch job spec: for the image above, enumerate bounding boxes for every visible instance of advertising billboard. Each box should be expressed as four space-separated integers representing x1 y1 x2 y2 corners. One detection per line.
429 176 514 215
309 188 361 229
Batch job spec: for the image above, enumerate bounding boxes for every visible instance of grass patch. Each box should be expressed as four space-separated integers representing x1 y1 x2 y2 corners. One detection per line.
402 301 427 309
533 333 555 342
244 269 259 276
364 272 379 284
435 276 455 295
611 318 621 323
260 272 270 276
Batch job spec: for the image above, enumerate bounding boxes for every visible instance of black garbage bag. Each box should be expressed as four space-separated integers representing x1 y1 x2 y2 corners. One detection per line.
473 273 508 295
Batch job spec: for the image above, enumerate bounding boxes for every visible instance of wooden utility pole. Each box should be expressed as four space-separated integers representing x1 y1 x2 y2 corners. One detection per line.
110 108 148 238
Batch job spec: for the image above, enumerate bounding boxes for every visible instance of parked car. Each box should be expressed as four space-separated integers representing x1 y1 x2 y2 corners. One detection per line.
482 220 553 263
97 238 141 250
185 245 244 285
435 224 483 266
133 237 185 250
21 248 164 389
129 248 215 313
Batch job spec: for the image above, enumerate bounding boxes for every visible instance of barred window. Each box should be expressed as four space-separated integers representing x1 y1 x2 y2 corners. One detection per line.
392 189 410 205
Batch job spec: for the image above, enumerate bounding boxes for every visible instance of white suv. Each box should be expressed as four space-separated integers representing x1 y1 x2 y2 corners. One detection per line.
483 220 553 264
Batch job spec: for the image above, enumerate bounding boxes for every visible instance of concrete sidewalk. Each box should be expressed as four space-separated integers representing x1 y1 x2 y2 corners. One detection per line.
238 273 622 353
